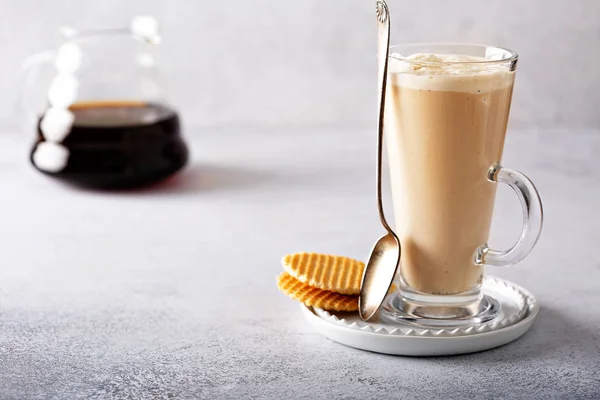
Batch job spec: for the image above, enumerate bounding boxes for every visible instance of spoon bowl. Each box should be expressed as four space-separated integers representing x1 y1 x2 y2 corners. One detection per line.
359 233 400 320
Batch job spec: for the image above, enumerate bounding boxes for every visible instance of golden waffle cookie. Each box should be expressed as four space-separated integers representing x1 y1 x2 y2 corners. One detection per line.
282 252 365 295
276 272 358 312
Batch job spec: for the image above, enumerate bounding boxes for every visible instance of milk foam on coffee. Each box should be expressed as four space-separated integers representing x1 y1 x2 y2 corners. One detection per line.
388 53 514 92
385 52 515 295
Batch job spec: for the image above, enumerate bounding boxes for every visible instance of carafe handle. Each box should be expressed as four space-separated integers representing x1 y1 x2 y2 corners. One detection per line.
17 51 55 134
475 164 544 267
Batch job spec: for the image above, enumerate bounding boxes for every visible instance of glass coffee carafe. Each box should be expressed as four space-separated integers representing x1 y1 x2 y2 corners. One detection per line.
18 16 188 189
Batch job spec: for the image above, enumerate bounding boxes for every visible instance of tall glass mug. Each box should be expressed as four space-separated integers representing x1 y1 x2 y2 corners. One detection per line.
380 44 543 326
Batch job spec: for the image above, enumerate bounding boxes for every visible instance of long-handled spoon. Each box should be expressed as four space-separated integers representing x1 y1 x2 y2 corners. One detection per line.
358 0 401 321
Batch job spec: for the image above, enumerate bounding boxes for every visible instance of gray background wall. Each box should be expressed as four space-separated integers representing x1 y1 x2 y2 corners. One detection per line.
1 0 599 129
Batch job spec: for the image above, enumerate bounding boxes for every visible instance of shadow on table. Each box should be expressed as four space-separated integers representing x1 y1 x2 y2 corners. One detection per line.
63 163 280 196
141 163 278 195
441 307 598 362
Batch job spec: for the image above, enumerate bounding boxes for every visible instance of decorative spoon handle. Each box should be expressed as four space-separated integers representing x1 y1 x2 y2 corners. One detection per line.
375 0 393 234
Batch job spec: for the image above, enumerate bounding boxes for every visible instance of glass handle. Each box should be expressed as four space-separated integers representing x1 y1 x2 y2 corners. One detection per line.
475 164 544 267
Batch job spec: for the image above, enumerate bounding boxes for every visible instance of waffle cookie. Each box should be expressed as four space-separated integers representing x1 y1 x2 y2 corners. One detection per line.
282 252 365 295
276 272 358 312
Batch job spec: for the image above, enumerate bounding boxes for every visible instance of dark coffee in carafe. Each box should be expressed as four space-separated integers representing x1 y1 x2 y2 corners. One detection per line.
31 100 188 189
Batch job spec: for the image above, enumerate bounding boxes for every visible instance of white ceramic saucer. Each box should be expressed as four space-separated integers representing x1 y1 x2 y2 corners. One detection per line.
301 276 538 356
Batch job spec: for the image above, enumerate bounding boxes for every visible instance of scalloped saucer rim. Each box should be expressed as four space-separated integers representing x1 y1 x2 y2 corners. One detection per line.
300 276 539 356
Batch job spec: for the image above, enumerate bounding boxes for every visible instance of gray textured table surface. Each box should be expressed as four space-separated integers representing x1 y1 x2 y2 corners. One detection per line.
0 127 598 399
